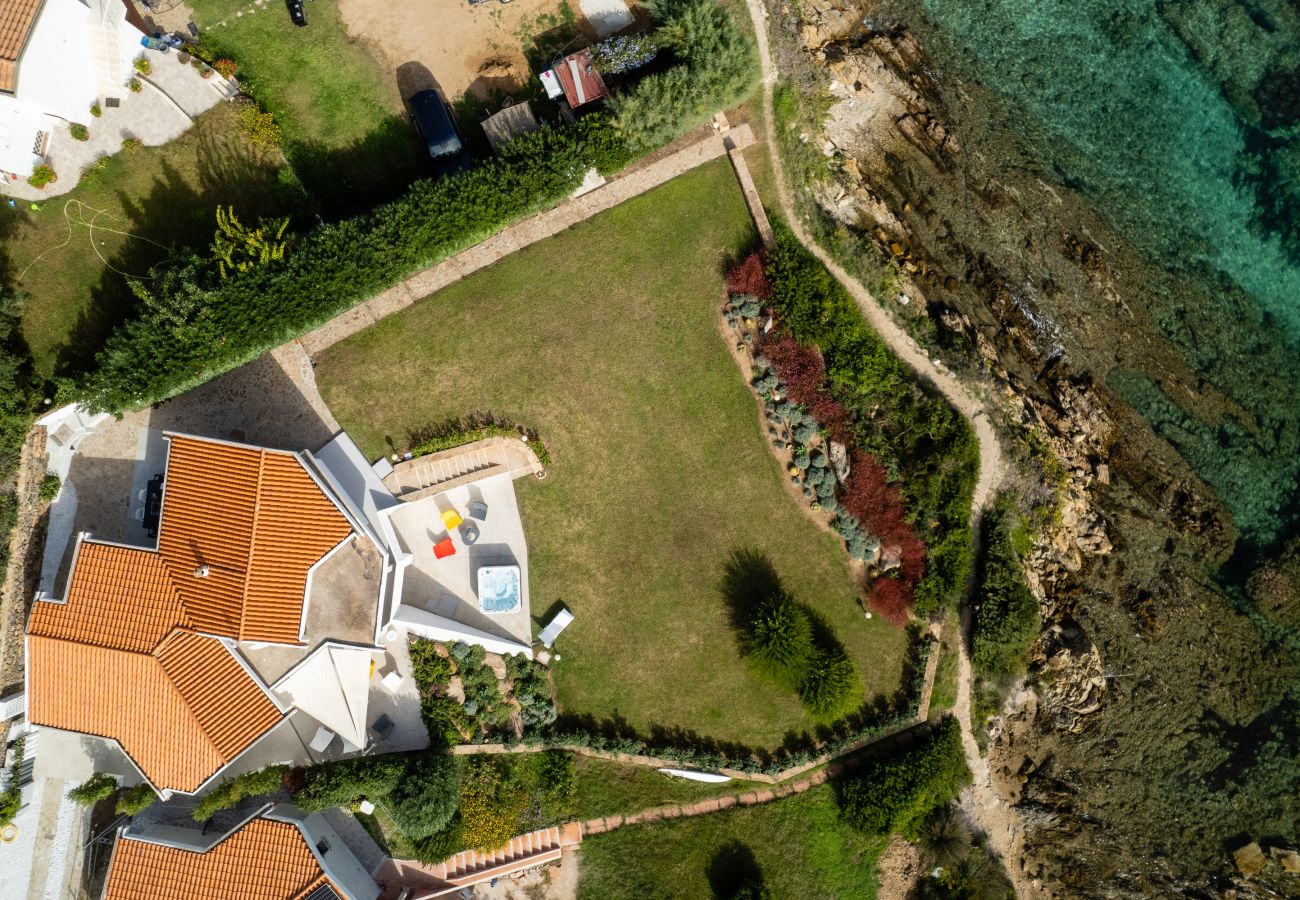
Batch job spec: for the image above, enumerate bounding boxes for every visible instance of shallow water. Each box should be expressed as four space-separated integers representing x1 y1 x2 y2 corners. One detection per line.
901 0 1300 546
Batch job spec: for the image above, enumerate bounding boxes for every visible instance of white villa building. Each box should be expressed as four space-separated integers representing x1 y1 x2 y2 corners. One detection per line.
0 0 145 177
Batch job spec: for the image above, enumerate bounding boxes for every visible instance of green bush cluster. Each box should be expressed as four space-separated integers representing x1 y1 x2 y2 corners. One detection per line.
67 772 117 806
505 654 557 729
38 474 60 503
115 783 158 816
744 595 814 690
383 753 460 839
80 114 632 413
835 717 969 837
192 765 286 820
611 0 757 151
408 413 549 467
971 504 1041 677
293 755 406 812
764 227 978 614
0 738 25 825
726 552 860 721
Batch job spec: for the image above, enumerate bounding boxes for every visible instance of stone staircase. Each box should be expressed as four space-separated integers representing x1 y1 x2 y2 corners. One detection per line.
384 437 544 502
425 824 580 888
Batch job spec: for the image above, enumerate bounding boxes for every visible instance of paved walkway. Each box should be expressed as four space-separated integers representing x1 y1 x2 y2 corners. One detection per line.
298 124 757 356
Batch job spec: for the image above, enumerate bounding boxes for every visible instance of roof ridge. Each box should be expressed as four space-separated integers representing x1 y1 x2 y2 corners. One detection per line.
237 450 269 642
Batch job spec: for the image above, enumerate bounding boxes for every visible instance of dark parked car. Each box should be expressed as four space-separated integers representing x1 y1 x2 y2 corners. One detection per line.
409 90 471 177
286 0 306 26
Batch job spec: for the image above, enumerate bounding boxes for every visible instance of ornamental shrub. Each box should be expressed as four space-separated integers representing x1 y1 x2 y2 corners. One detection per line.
68 772 117 805
69 123 89 141
798 648 859 720
726 252 771 299
193 765 286 820
743 595 814 690
293 755 406 812
39 474 60 502
836 718 969 837
83 115 631 413
385 753 460 839
116 783 158 816
90 103 102 118
26 165 55 188
971 505 1040 677
590 32 658 74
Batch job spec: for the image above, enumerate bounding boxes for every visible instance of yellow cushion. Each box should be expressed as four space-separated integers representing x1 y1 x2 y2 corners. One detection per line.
440 509 463 530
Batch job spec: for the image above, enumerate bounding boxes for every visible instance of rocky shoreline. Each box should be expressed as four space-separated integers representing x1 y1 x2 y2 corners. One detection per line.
764 0 1300 894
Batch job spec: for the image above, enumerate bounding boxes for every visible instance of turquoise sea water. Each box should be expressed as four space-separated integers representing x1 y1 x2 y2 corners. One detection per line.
905 0 1300 547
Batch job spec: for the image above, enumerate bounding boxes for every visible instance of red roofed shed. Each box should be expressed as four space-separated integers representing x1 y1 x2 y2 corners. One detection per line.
552 49 608 108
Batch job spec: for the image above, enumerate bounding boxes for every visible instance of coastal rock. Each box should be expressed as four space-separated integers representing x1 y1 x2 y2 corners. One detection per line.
1233 842 1266 877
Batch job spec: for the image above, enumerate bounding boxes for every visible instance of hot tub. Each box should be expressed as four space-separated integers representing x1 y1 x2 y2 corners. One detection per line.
477 565 521 614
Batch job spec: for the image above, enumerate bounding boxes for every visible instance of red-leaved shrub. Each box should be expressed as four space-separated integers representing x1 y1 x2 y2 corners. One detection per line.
760 334 853 442
726 252 771 299
869 577 913 626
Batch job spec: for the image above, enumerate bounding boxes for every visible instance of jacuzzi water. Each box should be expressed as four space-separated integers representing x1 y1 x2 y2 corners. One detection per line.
477 565 521 614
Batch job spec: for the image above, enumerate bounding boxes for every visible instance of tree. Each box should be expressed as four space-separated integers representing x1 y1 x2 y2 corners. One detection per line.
67 772 117 806
212 206 289 279
385 753 460 840
743 594 815 690
971 507 1040 677
116 783 158 816
797 648 859 719
292 755 406 812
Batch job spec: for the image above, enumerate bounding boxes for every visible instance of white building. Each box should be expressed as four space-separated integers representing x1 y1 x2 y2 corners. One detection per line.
0 0 144 177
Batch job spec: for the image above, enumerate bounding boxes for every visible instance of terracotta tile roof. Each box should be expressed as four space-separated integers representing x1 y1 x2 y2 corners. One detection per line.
159 436 353 643
104 818 333 900
28 543 188 653
0 0 42 92
25 434 354 792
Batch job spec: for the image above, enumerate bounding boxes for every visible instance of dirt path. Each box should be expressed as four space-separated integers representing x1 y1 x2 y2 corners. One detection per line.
738 0 1027 892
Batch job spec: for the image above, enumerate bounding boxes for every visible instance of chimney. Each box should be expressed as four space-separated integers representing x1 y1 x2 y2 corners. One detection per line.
193 565 210 578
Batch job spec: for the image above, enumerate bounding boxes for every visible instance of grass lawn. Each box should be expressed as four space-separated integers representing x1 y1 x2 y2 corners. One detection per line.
928 614 960 720
188 0 424 216
572 755 757 822
316 160 910 748
4 103 299 379
577 784 885 899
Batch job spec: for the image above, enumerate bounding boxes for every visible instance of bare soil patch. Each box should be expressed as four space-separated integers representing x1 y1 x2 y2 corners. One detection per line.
338 0 597 103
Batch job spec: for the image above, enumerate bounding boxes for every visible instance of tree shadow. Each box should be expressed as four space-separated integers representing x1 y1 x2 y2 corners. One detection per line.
707 840 767 900
52 124 299 380
286 116 426 222
718 547 784 632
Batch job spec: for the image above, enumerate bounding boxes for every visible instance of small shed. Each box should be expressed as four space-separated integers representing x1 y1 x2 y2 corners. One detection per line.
481 100 540 150
551 49 608 109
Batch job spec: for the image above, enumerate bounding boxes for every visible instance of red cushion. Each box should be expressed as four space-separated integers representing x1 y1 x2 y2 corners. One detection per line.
433 538 456 559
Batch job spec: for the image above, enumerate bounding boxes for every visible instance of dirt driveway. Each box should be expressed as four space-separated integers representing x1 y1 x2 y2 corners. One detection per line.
340 0 600 102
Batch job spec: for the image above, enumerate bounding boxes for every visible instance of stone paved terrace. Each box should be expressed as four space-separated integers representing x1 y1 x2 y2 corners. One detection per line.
1 48 233 201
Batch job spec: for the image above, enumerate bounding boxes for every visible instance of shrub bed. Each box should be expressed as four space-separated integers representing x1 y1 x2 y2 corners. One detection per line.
729 228 978 622
193 765 287 820
407 412 550 467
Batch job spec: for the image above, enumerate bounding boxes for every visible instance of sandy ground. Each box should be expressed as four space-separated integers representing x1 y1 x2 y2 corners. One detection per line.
339 0 598 102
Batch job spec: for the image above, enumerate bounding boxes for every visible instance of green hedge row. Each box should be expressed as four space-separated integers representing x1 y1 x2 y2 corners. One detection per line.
81 116 631 413
521 637 933 776
764 227 980 615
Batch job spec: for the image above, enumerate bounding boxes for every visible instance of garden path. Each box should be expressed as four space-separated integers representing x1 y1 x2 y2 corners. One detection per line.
739 0 1027 892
